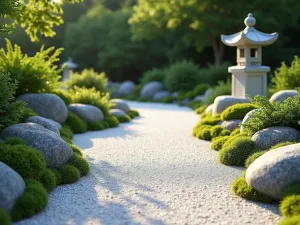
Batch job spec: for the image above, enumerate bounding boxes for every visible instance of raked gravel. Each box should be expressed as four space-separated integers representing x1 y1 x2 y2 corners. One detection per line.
15 101 280 225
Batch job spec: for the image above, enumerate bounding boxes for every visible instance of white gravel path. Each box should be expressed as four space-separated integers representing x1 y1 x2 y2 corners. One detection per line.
15 101 281 225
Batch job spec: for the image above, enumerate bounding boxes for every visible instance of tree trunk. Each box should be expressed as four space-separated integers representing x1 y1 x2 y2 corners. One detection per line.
212 37 224 66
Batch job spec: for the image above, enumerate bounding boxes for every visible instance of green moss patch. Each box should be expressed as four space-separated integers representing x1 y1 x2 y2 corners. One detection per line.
87 121 105 131
0 209 11 225
59 164 80 184
60 125 73 144
70 144 83 156
117 115 131 123
68 154 90 176
103 116 119 128
245 151 266 168
127 109 139 118
49 169 62 186
280 195 300 217
65 111 87 134
211 136 230 151
4 137 25 146
221 103 258 121
279 216 300 225
270 141 297 150
37 169 56 192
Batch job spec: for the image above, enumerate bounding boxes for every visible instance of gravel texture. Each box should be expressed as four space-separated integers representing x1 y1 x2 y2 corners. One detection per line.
15 102 280 225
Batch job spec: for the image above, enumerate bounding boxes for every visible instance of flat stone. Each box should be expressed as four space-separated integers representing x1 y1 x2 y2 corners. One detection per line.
26 116 60 135
140 81 163 99
68 104 104 122
213 96 249 116
270 90 297 103
221 120 242 131
110 109 126 117
110 99 130 113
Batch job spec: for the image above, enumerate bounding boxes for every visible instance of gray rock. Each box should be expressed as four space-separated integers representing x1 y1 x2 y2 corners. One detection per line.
194 95 205 102
17 93 68 123
26 116 60 135
205 104 214 114
182 99 190 106
50 120 62 130
1 123 73 168
246 143 300 200
171 92 178 99
0 162 25 212
140 81 163 99
68 104 103 122
118 81 135 97
251 126 300 150
221 120 242 131
213 96 249 116
110 99 130 113
240 109 262 133
153 91 170 102
270 90 297 103
110 109 126 117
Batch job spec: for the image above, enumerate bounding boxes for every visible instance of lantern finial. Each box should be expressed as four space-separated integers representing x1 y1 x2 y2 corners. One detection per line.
244 13 256 27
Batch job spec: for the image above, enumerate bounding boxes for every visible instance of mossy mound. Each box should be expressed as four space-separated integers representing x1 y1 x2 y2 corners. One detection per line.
4 137 25 146
37 169 56 192
162 96 174 103
117 115 131 123
68 154 90 176
280 195 300 217
70 144 83 156
49 169 62 186
0 209 11 225
221 103 258 121
279 216 300 225
127 109 139 118
283 184 300 198
196 117 221 126
65 111 87 134
60 125 73 144
87 121 105 131
210 125 223 139
103 116 119 128
222 132 250 149
270 141 297 150
59 164 80 184
245 151 267 168
211 136 230 151
230 129 241 136
195 105 208 114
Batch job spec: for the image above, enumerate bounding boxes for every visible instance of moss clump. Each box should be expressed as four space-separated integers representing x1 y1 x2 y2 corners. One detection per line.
210 125 223 139
245 151 266 168
211 136 230 151
162 96 174 103
193 124 211 136
219 137 257 166
11 179 48 221
37 169 56 192
231 176 273 203
280 195 300 217
127 109 139 118
222 132 250 149
279 216 300 225
60 125 73 144
270 141 297 150
68 154 90 176
0 144 46 179
65 111 87 134
49 169 62 186
87 121 105 131
197 117 221 126
188 100 202 110
117 115 131 123
195 105 208 114
221 103 258 121
196 128 212 141
70 144 83 156
59 165 80 184
4 137 25 146
230 129 241 136
220 129 231 136
283 184 300 198
103 116 119 128
0 209 11 225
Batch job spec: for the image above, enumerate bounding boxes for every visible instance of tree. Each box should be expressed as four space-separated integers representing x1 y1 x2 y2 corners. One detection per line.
129 0 300 65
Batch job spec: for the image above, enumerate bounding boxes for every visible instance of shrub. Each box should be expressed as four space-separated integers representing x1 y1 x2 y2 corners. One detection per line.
192 84 210 97
188 100 202 110
0 144 46 179
127 109 139 119
200 62 231 85
51 89 72 105
60 125 73 144
203 81 231 105
18 107 37 123
127 84 142 100
4 137 25 146
270 141 297 150
280 195 300 217
49 169 62 186
0 209 11 225
141 68 166 85
11 179 48 221
65 111 87 134
231 176 273 203
210 125 223 139
70 86 110 117
210 136 230 151
104 116 119 128
87 121 105 131
270 56 300 94
65 69 108 93
279 216 300 225
0 72 25 131
219 137 258 166
70 144 83 156
0 39 62 96
162 96 174 103
283 184 300 198
164 60 202 92
68 154 90 176
221 103 258 121
117 115 131 123
59 164 80 184
245 151 267 168
37 169 56 192
220 129 231 136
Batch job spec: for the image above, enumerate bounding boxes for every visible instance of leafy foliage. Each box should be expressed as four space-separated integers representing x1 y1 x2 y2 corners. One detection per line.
59 164 80 184
280 195 300 217
200 63 231 85
203 81 231 105
221 103 258 121
51 90 72 106
141 68 166 85
65 111 87 134
18 107 37 123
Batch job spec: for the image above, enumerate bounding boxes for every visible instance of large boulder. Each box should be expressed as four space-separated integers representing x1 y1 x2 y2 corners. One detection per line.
110 109 126 117
0 162 25 212
110 99 130 113
153 91 170 102
221 120 242 131
213 96 249 116
205 104 214 114
246 143 300 200
140 81 163 99
26 116 60 135
118 81 135 97
270 90 298 103
17 93 68 123
68 104 104 122
1 123 73 168
251 126 300 150
240 109 262 133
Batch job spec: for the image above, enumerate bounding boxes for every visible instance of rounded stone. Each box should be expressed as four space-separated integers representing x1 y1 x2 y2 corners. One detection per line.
110 99 130 113
205 104 214 114
26 116 60 135
17 93 68 123
213 96 249 116
153 91 170 102
240 109 262 133
203 89 212 99
251 126 300 150
118 81 135 97
68 104 104 122
269 90 297 103
246 143 300 200
1 123 73 168
110 109 126 117
140 81 164 99
221 120 242 131
194 95 204 102
0 162 25 212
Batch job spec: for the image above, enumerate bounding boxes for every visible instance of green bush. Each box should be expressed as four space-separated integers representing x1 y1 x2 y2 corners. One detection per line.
0 39 62 97
68 154 90 176
49 169 62 186
245 151 267 168
141 68 166 85
104 116 119 128
210 136 230 151
230 129 241 136
195 105 208 114
4 137 25 146
70 144 83 156
270 56 300 94
219 137 257 166
60 125 73 144
192 84 210 97
203 81 231 105
270 141 297 150
65 69 108 93
87 121 105 131
279 216 300 225
0 208 11 225
283 184 300 198
210 125 223 139
127 84 142 100
221 103 258 121
280 195 300 217
0 72 26 131
162 96 174 103
11 179 48 221
70 86 110 117
37 169 56 192
65 111 87 134
164 60 202 92
117 115 131 123
18 107 37 123
231 176 273 203
188 100 203 110
51 89 72 105
59 164 80 184
220 129 231 136
0 144 46 179
127 109 139 119
200 62 231 85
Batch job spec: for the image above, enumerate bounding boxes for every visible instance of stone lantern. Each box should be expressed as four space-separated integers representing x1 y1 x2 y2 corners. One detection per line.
61 58 78 81
221 13 278 98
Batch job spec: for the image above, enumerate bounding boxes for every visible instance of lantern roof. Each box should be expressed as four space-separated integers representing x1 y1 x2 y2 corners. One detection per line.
61 58 78 69
221 13 278 47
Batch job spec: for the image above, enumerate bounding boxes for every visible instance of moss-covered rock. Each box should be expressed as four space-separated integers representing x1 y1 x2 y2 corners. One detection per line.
37 169 56 192
210 136 230 151
103 116 119 128
68 154 90 176
70 144 83 156
87 121 105 131
64 111 87 134
59 165 80 184
221 103 258 121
